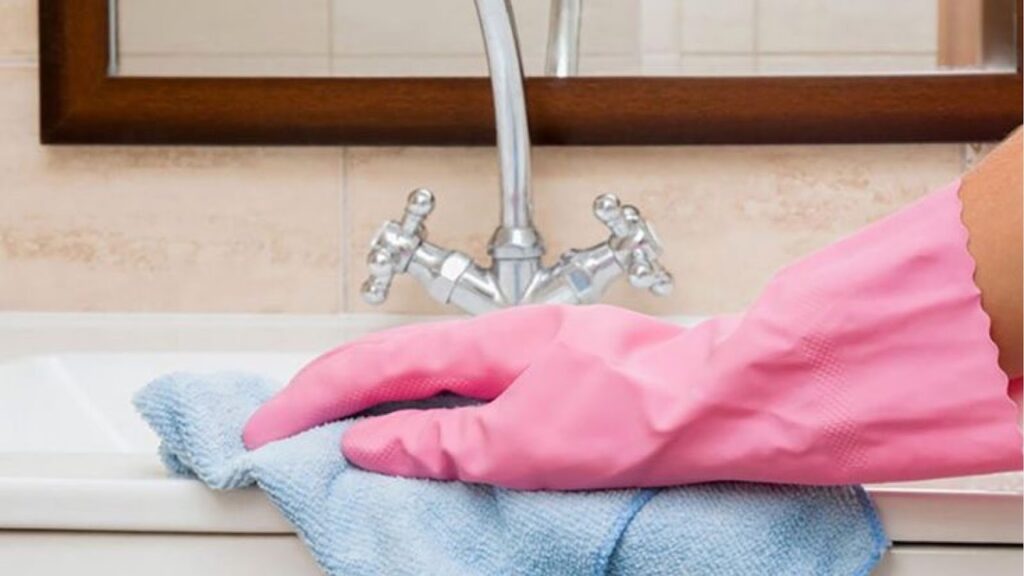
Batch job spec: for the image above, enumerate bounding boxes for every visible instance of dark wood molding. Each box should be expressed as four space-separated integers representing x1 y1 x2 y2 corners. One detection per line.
40 0 1024 146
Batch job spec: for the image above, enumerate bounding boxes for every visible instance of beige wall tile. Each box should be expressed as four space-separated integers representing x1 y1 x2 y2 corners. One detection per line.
578 55 642 76
680 0 755 54
15 0 949 78
679 54 756 75
332 0 487 56
118 55 331 77
758 0 938 54
331 0 635 77
701 144 961 312
329 52 636 80
640 0 679 55
344 144 962 316
0 67 342 313
640 54 683 76
0 0 36 58
757 54 938 75
119 0 330 55
331 55 489 78
579 0 640 56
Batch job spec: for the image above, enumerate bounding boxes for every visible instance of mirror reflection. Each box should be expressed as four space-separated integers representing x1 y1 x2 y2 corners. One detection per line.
112 0 1018 78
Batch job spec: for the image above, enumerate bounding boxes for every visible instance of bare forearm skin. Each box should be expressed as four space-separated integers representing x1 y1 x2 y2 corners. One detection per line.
959 127 1023 378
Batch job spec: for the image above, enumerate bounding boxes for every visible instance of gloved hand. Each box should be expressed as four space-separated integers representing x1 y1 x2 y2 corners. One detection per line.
243 181 1022 490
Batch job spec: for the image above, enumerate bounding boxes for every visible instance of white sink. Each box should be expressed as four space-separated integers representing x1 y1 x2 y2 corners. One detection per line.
0 352 307 455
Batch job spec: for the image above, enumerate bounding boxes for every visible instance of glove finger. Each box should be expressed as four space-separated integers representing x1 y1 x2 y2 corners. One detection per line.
341 406 498 484
243 306 562 449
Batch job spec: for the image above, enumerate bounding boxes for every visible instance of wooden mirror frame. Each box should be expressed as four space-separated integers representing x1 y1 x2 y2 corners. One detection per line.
40 0 1022 146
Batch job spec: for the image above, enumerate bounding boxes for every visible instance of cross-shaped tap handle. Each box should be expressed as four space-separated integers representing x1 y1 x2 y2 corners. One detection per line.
400 188 435 235
592 193 674 297
361 189 436 305
593 193 635 238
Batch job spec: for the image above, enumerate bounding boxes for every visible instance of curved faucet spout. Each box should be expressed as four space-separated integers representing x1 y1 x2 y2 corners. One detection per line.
474 0 533 231
474 0 543 303
546 0 582 77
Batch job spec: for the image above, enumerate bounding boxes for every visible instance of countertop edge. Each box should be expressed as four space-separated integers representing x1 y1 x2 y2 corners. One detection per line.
1 475 1020 544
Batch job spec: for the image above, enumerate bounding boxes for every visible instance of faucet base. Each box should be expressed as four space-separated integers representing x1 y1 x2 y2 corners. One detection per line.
488 225 544 304
361 191 672 315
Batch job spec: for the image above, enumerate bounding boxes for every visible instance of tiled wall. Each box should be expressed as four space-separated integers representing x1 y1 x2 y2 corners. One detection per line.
0 0 989 315
116 0 943 77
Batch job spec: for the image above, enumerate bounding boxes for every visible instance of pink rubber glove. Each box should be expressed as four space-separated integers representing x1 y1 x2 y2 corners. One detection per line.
243 181 1022 490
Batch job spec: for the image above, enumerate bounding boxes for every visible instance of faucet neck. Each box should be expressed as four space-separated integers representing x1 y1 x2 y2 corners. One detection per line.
475 0 544 304
474 0 533 230
546 0 582 77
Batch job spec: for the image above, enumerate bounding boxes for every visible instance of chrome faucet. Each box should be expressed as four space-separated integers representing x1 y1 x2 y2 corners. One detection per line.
545 0 581 77
361 0 672 314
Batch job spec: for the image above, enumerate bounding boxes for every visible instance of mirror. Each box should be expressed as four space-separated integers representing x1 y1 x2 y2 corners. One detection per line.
40 0 1023 145
112 0 1019 78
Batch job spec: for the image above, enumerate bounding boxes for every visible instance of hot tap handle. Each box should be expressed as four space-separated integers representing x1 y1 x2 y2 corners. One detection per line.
593 193 674 297
360 188 436 305
400 188 435 235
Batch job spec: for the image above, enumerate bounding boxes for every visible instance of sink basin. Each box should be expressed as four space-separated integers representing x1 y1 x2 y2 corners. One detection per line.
0 352 307 454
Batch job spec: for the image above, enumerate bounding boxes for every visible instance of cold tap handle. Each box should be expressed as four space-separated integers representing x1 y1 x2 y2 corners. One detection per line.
627 248 674 296
593 193 635 238
360 188 436 305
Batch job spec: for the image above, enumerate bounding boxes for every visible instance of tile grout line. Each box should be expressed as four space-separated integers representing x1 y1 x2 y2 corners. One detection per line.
326 0 335 74
676 0 684 56
752 0 761 73
0 56 39 68
338 147 349 313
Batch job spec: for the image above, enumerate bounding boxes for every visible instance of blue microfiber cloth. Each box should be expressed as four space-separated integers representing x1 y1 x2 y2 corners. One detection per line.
134 372 888 576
